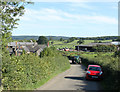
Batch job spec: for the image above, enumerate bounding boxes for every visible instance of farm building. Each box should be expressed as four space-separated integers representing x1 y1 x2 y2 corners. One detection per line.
75 45 94 52
75 42 120 52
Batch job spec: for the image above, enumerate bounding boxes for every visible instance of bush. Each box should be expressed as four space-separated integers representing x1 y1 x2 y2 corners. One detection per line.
114 50 120 57
93 45 117 52
2 48 70 90
40 47 61 57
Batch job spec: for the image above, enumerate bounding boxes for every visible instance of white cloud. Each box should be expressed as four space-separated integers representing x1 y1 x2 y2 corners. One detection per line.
20 8 68 21
43 8 58 14
63 12 118 24
69 2 94 10
20 8 117 24
90 16 117 24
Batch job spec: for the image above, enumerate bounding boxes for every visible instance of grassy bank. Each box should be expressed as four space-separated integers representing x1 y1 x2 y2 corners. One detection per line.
2 47 70 90
80 52 119 90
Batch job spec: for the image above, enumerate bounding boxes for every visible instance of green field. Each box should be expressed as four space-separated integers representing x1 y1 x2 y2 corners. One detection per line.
49 40 112 49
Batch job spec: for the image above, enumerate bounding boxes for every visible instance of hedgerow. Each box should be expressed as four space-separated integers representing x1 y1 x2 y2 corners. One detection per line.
80 52 120 91
40 46 61 57
2 47 70 90
93 45 117 52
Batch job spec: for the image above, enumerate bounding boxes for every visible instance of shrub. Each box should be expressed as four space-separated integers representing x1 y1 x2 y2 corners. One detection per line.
93 45 117 52
114 50 120 57
2 47 70 90
40 47 61 57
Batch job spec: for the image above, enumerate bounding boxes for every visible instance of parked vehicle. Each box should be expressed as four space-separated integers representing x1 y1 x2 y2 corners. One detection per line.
67 56 81 64
85 65 103 80
64 48 69 51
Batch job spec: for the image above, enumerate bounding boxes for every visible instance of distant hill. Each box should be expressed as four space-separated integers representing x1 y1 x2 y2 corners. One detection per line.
12 36 118 41
84 36 118 40
12 36 39 40
46 36 70 40
12 36 70 40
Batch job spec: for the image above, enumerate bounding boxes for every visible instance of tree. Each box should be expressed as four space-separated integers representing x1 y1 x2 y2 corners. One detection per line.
1 1 32 90
74 37 78 40
66 39 70 43
51 41 54 45
77 39 84 44
93 45 117 52
37 36 48 44
60 37 63 41
1 1 33 54
67 37 76 43
69 37 75 42
98 41 102 43
49 36 53 41
116 36 120 41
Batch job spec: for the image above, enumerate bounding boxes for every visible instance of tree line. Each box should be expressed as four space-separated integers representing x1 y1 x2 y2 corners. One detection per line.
12 36 119 42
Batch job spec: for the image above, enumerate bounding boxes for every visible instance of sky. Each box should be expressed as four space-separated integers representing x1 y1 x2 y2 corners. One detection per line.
12 1 118 37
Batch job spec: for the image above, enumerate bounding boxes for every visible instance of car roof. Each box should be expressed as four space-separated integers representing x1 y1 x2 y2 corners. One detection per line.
88 65 100 67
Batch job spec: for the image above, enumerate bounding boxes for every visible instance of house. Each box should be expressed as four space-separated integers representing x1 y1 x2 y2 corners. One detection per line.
7 42 46 56
23 44 46 55
75 42 119 52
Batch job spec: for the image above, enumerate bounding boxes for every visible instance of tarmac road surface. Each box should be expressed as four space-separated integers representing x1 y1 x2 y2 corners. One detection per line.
36 61 102 91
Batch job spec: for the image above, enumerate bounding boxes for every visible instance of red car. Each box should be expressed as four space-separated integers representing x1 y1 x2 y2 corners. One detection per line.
64 48 69 51
85 65 103 80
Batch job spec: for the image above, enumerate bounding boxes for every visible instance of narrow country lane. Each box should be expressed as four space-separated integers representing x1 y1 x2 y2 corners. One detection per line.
36 61 102 91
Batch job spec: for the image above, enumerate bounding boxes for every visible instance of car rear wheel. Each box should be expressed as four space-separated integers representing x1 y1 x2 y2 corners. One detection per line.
72 60 74 64
85 77 88 80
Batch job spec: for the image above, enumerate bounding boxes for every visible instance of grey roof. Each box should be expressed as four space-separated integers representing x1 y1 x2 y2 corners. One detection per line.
24 45 47 52
22 46 30 52
75 45 93 47
89 42 112 46
76 42 113 47
7 48 13 53
8 42 37 46
7 42 47 55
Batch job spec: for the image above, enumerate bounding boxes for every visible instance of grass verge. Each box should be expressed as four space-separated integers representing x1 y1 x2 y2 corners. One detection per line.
32 65 70 90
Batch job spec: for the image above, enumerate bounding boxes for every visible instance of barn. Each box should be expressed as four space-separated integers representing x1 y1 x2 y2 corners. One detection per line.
75 42 113 52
